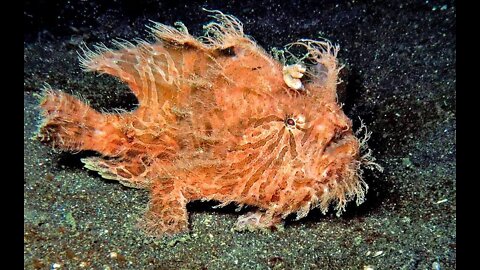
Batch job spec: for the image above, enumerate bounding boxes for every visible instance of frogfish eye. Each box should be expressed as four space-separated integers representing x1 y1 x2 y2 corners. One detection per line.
285 118 295 127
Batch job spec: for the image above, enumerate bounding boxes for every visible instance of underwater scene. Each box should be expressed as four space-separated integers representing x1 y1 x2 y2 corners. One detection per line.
24 0 455 269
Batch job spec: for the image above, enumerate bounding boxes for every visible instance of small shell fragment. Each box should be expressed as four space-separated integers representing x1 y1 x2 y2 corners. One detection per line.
372 251 384 257
283 64 307 90
435 198 448 204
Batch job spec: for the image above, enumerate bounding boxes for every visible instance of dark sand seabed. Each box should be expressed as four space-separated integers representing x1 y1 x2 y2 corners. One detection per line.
24 0 455 269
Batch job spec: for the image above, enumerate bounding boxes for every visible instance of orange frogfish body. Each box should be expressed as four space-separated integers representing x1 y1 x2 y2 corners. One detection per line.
37 11 380 236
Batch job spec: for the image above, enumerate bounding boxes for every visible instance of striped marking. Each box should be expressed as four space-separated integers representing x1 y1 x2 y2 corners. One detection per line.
288 130 298 159
252 115 283 128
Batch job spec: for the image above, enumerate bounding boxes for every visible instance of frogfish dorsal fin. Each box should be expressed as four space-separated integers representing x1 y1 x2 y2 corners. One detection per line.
76 9 258 109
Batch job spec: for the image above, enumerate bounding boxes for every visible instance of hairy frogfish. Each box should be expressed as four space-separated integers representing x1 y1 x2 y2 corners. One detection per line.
37 10 382 236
